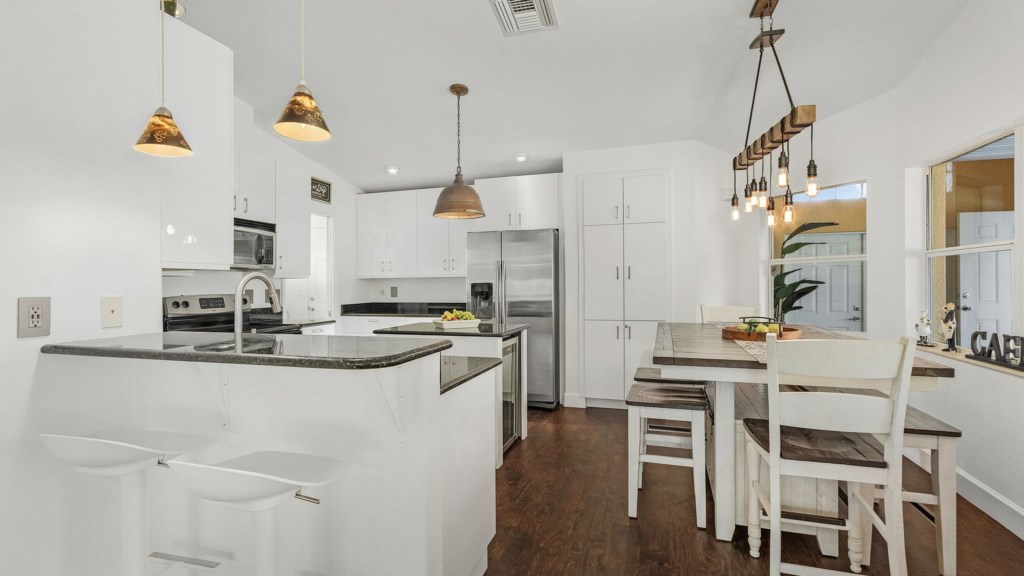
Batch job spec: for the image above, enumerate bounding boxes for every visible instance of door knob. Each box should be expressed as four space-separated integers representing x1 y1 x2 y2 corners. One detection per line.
846 316 862 321
961 306 972 311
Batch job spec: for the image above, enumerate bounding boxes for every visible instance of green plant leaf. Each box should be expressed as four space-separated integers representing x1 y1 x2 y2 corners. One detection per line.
781 285 819 313
773 268 804 290
775 279 825 301
781 222 839 248
781 241 825 257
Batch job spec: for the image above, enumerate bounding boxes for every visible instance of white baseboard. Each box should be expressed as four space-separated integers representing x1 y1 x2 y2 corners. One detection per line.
904 447 1024 540
562 393 586 409
585 398 626 410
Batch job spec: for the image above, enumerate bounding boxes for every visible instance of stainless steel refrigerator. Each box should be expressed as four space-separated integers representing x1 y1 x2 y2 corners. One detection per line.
467 229 560 408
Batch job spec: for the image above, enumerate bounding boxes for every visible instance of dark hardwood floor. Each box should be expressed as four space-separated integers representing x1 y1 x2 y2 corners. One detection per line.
487 407 1024 575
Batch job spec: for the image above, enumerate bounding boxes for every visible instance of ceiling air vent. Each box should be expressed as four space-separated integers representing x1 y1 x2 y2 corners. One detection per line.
492 0 559 36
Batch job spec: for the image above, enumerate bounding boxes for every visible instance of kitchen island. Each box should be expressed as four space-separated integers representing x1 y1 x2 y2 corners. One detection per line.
38 332 496 576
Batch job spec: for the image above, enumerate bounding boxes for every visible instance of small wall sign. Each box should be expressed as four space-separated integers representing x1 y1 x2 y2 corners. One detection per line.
967 331 1024 371
311 177 332 204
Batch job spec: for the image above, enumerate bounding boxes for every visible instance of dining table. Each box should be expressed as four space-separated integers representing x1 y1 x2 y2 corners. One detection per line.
652 322 956 544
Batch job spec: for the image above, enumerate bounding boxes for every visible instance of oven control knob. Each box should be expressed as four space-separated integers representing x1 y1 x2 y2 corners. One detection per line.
171 301 180 309
242 297 249 306
181 301 190 309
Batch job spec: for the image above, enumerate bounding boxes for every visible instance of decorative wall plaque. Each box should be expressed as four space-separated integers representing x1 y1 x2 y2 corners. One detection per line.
967 331 1024 371
311 177 331 204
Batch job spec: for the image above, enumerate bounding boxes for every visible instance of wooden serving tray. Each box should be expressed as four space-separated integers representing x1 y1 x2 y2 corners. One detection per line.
721 325 802 341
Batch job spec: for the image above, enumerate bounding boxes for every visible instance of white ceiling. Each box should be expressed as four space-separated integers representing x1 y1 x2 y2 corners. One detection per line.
182 0 966 192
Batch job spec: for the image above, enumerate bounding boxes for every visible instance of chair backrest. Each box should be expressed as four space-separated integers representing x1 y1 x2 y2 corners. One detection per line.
764 333 916 467
700 304 759 323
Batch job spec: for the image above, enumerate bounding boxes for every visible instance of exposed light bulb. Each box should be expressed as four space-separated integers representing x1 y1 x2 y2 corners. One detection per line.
758 194 768 209
730 193 740 221
732 207 740 220
766 197 776 227
806 159 818 197
783 205 794 223
745 199 753 213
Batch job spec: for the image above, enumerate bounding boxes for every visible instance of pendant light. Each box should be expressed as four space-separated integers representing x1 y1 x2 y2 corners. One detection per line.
777 142 789 187
806 125 819 196
274 0 331 142
134 0 192 157
434 84 485 219
758 157 768 209
743 167 754 212
783 187 794 223
730 172 740 221
766 196 776 227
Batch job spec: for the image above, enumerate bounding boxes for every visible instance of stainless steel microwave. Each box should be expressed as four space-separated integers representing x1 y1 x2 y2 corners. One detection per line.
233 219 276 270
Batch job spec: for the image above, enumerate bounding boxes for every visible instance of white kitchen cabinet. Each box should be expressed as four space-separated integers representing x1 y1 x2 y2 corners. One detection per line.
584 225 624 320
624 223 668 321
386 190 418 276
234 101 276 224
160 14 233 270
274 160 311 279
623 173 668 224
416 188 450 276
301 323 336 336
474 177 517 232
339 316 436 335
514 173 560 230
448 219 473 276
623 320 660 394
584 321 627 400
357 194 388 277
582 178 624 226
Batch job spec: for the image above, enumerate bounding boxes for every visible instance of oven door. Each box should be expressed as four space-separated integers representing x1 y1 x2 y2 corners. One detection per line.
233 227 275 269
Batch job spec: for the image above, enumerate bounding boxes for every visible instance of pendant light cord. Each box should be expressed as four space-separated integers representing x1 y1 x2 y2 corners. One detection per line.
300 0 305 83
159 0 165 105
456 94 462 174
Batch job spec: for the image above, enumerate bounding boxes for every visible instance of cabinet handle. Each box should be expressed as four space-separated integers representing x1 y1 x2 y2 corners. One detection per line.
627 265 631 280
518 213 522 226
233 195 237 211
626 205 631 220
380 260 385 272
615 205 619 220
443 258 448 271
626 324 632 339
388 261 393 272
244 198 249 213
616 325 620 340
450 258 456 271
616 266 619 280
508 214 512 226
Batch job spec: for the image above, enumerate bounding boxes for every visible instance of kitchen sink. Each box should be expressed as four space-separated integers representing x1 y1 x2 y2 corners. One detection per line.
194 336 282 355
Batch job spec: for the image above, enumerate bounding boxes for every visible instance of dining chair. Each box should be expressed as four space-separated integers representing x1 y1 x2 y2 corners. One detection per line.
700 304 759 323
745 333 916 576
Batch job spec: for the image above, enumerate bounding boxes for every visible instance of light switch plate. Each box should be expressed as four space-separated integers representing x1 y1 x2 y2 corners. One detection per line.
101 296 123 328
390 286 398 298
18 297 51 338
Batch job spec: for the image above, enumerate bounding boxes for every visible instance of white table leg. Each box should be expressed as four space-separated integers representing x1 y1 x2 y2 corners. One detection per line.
713 380 736 541
627 406 640 518
934 437 957 575
121 470 146 576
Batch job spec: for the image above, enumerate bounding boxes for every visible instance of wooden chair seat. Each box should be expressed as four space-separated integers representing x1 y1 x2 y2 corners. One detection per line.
626 383 709 410
742 418 886 469
633 367 707 387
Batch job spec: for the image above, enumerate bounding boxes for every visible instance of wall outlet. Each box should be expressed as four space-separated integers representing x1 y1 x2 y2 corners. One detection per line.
390 286 398 298
244 289 255 305
379 289 386 296
18 297 51 338
100 296 123 328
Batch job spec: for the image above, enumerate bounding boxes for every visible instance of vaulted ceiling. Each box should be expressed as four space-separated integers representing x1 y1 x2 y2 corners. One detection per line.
184 0 966 192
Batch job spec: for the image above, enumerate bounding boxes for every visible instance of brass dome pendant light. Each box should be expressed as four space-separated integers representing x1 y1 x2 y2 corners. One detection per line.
274 0 331 142
433 84 485 219
134 0 193 157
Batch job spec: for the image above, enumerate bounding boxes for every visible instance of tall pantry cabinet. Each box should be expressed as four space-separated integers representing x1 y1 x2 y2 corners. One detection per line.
582 172 669 401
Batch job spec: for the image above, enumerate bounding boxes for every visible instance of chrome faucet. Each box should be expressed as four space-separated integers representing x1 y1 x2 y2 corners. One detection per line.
234 272 282 350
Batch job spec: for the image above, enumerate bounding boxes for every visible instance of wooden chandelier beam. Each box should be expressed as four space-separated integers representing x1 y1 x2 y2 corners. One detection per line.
733 105 815 170
750 0 779 19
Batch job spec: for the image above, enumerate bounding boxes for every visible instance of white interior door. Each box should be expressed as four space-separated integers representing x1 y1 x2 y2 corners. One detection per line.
582 177 623 226
584 225 624 320
308 214 331 320
782 233 864 331
584 321 625 400
958 211 1014 345
624 223 667 321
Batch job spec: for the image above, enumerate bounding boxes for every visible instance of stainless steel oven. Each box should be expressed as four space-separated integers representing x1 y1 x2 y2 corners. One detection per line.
233 219 276 270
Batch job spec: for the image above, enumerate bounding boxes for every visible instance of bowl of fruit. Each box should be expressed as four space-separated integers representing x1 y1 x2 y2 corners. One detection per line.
433 309 481 330
720 317 802 341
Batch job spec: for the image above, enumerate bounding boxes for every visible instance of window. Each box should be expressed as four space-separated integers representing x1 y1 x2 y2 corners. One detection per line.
927 134 1015 348
768 182 867 331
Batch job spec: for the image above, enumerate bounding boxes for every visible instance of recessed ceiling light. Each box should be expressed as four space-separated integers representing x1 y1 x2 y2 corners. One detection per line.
513 152 529 162
384 165 400 175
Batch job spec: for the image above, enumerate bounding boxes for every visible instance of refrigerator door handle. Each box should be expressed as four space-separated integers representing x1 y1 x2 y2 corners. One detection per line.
615 205 619 220
616 265 619 280
616 325 620 340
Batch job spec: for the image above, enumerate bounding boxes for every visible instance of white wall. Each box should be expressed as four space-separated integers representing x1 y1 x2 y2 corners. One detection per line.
353 277 467 304
0 1 165 572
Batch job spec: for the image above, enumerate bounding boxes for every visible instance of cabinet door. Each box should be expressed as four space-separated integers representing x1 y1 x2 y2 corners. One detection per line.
582 177 623 226
236 131 276 223
584 321 625 400
160 15 233 269
623 173 668 224
386 190 418 276
416 188 450 277
623 321 660 398
515 173 559 230
473 177 517 232
447 219 474 276
274 160 311 279
624 222 667 321
584 225 624 320
356 193 388 277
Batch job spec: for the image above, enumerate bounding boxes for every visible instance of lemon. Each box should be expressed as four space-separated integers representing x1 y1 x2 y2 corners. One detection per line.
755 324 770 333
736 323 750 331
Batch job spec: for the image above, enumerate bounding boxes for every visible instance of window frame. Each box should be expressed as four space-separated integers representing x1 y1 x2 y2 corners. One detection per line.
924 127 1023 341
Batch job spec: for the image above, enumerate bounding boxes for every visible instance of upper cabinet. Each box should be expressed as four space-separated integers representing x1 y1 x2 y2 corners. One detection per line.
386 190 418 276
474 173 560 232
357 193 388 277
274 159 311 279
415 189 474 277
160 15 234 270
582 173 667 226
234 100 276 224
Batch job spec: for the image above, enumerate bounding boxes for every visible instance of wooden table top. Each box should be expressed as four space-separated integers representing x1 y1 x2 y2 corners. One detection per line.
652 322 955 378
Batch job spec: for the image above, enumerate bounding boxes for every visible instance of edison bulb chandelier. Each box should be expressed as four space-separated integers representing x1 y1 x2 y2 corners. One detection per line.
730 0 822 228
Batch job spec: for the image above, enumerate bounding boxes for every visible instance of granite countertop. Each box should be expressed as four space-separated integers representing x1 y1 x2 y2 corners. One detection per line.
340 302 466 317
373 322 528 338
40 332 452 370
440 356 503 394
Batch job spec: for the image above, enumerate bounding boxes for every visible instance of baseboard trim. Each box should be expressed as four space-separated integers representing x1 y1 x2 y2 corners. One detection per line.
904 447 1024 540
585 398 626 410
562 393 586 409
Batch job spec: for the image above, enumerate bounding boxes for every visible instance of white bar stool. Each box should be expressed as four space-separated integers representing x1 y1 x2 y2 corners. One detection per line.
40 429 214 575
171 451 350 576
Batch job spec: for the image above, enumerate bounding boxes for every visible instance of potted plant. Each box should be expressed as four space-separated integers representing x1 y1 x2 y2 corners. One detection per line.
773 222 839 323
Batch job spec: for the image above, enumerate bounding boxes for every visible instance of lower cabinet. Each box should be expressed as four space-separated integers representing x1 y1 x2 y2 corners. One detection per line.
301 323 336 336
584 320 660 401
